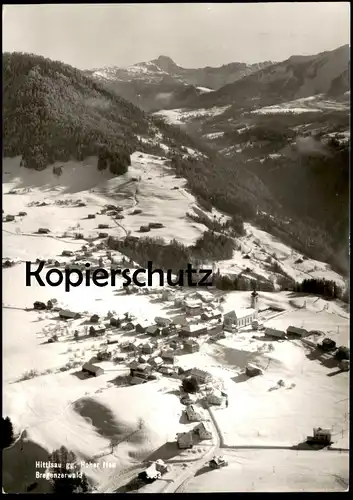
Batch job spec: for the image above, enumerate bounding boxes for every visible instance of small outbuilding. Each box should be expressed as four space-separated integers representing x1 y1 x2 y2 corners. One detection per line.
62 250 74 257
59 309 81 320
177 432 193 449
33 301 47 310
194 421 213 440
183 339 200 353
110 317 121 327
89 324 107 336
265 327 286 339
82 363 104 377
319 338 337 351
142 342 155 355
135 322 149 334
146 325 161 337
286 325 309 338
246 364 263 377
155 317 171 327
185 405 202 422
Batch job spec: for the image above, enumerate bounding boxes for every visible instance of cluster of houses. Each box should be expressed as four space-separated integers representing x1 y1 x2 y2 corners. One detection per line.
176 395 214 449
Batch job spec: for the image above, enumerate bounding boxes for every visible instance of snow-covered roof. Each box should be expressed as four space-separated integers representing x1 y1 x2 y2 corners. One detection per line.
183 323 207 332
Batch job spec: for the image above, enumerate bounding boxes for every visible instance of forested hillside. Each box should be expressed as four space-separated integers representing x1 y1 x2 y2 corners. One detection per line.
3 52 349 277
3 52 148 173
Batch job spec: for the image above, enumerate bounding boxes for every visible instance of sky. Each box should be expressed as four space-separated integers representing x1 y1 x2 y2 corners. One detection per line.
2 3 350 69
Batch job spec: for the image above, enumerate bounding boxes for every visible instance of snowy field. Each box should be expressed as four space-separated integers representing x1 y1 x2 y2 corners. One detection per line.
181 449 348 492
250 95 349 115
152 105 231 125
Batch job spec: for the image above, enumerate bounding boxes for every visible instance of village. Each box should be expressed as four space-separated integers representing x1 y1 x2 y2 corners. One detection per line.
21 240 349 492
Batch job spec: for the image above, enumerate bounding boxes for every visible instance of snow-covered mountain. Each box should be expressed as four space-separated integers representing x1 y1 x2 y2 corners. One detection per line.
89 55 273 88
86 55 273 111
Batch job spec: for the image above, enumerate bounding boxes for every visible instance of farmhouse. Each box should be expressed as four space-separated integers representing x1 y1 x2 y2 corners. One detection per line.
177 432 193 449
171 314 188 327
33 301 47 310
5 214 15 222
130 363 152 379
97 350 112 361
265 327 286 339
155 317 171 327
110 317 121 327
123 321 135 331
142 342 155 355
38 228 50 234
82 363 104 377
224 308 257 328
161 350 175 364
148 356 163 368
207 323 223 336
135 322 149 334
183 339 200 353
98 224 109 229
159 365 175 376
286 325 309 338
246 364 263 377
18 211 27 216
207 390 224 406
180 323 208 338
146 325 161 337
169 340 183 351
184 301 203 316
185 405 202 422
62 250 74 257
195 291 214 303
320 338 337 351
190 368 212 384
59 309 81 320
89 324 107 336
194 421 213 440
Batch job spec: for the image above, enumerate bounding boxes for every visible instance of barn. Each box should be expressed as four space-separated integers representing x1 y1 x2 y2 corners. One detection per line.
265 327 286 339
286 325 309 338
82 363 104 377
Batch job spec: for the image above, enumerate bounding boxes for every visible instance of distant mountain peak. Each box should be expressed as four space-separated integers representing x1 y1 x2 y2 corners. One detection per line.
152 55 179 72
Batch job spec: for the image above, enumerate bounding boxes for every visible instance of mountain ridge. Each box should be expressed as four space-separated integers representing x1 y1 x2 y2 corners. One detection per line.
86 55 274 111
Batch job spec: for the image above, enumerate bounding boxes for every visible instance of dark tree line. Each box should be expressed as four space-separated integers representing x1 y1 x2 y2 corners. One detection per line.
2 416 15 449
214 274 275 292
107 231 235 273
293 278 345 300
